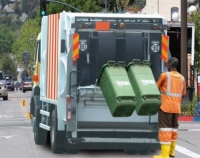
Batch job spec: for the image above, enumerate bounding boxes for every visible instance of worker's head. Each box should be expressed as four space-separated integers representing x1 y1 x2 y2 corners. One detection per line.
167 57 178 71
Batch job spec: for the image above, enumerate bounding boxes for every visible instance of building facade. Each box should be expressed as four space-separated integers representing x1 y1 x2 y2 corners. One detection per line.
142 0 181 21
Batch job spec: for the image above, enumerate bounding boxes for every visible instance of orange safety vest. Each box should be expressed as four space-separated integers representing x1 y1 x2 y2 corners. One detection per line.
157 71 186 113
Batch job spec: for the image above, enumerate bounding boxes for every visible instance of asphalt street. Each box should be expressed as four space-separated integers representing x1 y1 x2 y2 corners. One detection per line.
0 90 199 158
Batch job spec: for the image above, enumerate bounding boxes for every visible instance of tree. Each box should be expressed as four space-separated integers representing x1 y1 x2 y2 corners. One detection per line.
0 53 18 80
12 18 40 67
0 15 11 25
20 0 30 13
0 25 13 54
14 0 21 15
46 0 102 14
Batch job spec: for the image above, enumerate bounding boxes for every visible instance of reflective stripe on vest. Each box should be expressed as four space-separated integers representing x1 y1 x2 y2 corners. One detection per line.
160 72 184 98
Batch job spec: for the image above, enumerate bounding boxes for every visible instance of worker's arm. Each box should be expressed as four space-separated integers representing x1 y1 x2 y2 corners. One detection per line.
157 73 165 90
182 80 187 98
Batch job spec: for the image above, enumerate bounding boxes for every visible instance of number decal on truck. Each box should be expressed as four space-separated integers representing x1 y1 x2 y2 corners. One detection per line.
80 40 87 51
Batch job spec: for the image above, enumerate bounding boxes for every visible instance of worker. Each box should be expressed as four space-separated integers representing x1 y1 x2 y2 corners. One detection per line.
153 57 186 158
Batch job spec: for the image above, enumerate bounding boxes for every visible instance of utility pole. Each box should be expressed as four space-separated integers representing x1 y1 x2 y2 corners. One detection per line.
181 0 188 83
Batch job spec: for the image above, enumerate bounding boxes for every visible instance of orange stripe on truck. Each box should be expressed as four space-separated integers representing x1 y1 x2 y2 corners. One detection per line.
46 14 60 100
161 35 169 62
47 14 51 98
72 34 80 61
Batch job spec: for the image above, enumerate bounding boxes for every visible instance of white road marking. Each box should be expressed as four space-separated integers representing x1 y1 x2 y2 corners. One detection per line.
0 135 18 139
188 129 200 131
0 115 13 118
179 124 200 127
176 145 200 158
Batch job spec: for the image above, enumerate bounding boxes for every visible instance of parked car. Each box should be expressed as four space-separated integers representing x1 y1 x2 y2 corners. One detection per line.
5 78 15 91
4 74 12 80
0 71 8 100
22 77 32 93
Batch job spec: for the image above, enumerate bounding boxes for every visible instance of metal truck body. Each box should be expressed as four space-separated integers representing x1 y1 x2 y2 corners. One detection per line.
31 11 169 154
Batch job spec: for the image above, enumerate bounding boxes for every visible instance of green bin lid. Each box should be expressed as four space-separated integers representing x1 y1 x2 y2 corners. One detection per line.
127 59 151 70
96 61 126 85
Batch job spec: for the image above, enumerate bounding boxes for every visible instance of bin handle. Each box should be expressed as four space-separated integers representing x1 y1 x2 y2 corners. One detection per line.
107 60 116 66
143 60 151 65
117 61 126 67
132 59 142 65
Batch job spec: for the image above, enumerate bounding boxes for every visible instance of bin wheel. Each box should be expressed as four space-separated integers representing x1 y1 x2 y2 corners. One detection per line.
124 150 137 155
34 106 47 145
50 108 65 154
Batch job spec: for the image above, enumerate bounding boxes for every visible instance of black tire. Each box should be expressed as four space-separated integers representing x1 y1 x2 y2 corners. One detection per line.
30 96 35 117
3 95 8 100
23 90 25 93
50 108 65 154
34 95 47 145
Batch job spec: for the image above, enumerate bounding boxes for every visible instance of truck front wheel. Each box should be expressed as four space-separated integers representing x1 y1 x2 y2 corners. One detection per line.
50 108 65 154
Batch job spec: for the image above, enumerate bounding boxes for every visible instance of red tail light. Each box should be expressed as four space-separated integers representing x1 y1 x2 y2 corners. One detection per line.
66 96 72 122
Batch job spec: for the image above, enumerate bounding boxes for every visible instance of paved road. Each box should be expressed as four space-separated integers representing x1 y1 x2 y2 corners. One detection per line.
0 90 200 158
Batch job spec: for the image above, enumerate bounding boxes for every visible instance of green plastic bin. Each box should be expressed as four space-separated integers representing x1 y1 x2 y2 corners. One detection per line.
97 61 137 117
127 59 161 116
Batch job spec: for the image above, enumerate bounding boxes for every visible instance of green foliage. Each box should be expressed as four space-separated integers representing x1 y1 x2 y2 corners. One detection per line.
0 25 13 54
12 18 40 67
46 0 102 14
181 94 197 116
0 53 18 80
0 15 12 25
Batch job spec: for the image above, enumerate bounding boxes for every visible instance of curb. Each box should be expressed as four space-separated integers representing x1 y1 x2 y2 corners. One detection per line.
178 116 200 122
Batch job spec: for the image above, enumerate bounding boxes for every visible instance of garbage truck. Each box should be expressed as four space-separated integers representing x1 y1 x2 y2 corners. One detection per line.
30 11 170 154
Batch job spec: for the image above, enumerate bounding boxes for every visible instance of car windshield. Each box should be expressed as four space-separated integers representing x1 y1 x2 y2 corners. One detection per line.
24 78 32 82
6 79 13 82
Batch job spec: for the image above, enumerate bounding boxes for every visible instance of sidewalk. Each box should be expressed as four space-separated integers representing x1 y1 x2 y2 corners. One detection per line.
178 116 200 122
